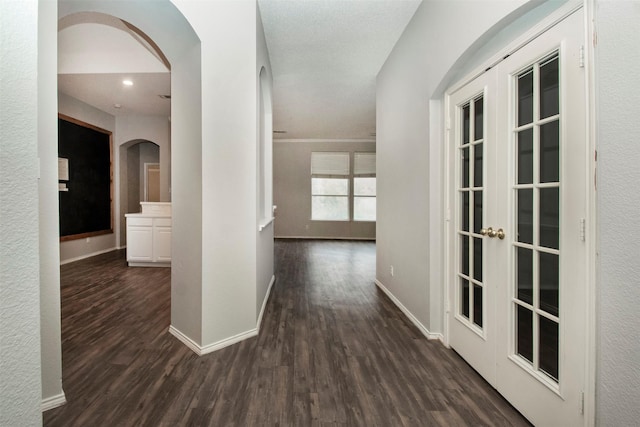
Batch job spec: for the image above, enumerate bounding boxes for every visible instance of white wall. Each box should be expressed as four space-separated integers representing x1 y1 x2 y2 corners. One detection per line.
58 93 117 263
0 0 43 424
174 0 265 347
256 4 275 320
376 0 530 335
595 1 640 424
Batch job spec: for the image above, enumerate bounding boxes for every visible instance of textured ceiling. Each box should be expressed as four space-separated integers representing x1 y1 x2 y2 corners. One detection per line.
58 2 421 130
258 0 421 140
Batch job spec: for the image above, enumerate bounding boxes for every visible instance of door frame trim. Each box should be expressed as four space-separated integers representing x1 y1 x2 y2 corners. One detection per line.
442 2 596 425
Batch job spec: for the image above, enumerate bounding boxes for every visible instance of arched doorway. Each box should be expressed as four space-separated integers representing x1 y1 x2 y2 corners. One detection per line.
42 1 202 408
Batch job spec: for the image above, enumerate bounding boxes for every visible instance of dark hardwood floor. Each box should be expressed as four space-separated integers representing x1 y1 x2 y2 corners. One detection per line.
44 239 529 426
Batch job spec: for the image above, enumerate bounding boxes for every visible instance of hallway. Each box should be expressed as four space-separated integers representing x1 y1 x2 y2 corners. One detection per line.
44 240 528 426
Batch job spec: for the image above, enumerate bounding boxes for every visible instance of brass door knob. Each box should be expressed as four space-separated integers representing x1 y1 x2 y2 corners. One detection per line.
479 227 505 239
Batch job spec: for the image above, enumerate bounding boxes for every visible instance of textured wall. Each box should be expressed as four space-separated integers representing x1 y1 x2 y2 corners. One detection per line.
0 1 43 425
595 1 640 424
376 0 529 333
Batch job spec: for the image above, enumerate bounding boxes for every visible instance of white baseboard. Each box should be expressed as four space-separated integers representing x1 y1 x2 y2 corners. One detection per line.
375 279 444 342
41 391 66 412
257 275 275 330
60 247 118 265
169 325 259 357
275 235 375 241
168 326 202 355
169 275 276 356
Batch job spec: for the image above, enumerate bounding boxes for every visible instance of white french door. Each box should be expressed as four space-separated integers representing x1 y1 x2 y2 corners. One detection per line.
447 8 587 426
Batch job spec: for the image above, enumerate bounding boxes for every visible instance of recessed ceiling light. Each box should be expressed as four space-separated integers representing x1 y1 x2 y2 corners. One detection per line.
122 80 133 86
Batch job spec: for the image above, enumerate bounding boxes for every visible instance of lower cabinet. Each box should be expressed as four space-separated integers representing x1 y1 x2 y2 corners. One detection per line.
126 216 171 267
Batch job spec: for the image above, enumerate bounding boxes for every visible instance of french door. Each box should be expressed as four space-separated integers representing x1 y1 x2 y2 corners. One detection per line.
447 9 587 426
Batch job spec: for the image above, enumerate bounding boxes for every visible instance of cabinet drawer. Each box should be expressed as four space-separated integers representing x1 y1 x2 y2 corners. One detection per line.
154 218 172 227
127 217 153 227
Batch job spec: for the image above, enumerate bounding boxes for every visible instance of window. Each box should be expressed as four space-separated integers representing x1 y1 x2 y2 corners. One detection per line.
311 152 350 220
311 151 376 221
354 152 376 221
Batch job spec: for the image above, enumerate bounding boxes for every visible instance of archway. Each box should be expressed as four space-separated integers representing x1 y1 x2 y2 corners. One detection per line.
42 0 202 407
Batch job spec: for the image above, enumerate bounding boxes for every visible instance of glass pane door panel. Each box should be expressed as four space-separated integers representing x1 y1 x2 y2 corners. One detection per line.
462 147 470 188
473 237 483 281
474 97 484 140
461 235 469 276
517 189 534 244
517 247 533 305
473 191 483 234
517 304 533 362
474 144 483 187
539 187 559 249
457 96 485 331
463 105 470 144
540 56 559 119
540 121 560 183
518 69 534 126
517 129 534 184
539 251 559 317
473 285 483 327
461 192 470 231
539 316 559 380
461 278 470 318
513 52 561 384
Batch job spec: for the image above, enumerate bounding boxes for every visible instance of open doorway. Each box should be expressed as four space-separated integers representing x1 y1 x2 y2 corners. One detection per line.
145 163 161 202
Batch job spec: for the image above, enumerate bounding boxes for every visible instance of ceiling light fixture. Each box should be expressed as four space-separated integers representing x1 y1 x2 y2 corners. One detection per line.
122 79 133 86
114 104 122 109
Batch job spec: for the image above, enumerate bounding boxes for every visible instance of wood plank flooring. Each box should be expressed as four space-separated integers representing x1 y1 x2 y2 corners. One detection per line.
44 239 529 426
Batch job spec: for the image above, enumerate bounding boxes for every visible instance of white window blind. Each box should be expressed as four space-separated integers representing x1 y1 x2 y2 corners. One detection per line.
354 152 376 175
311 152 350 175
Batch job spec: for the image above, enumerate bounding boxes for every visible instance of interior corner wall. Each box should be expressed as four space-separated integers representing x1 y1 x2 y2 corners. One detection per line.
594 1 640 424
39 0 64 406
375 0 531 334
0 0 43 424
170 42 203 345
273 140 377 240
256 3 275 320
58 93 117 263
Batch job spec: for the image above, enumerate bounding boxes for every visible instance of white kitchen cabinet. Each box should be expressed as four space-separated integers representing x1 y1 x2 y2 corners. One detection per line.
125 204 171 267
